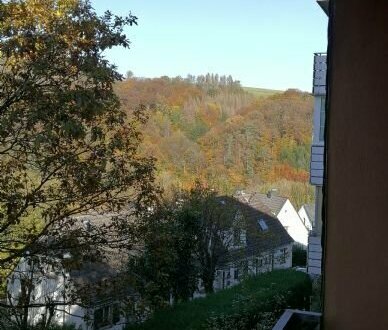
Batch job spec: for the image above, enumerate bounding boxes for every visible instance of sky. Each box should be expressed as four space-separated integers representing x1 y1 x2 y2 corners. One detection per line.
91 1 328 92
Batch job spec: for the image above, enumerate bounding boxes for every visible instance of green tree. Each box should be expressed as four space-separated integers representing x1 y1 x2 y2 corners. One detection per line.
185 183 237 294
131 183 238 307
0 0 156 319
126 70 134 79
129 198 199 310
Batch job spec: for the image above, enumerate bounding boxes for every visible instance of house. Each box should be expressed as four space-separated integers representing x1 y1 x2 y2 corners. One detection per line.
249 191 310 246
298 204 314 231
5 214 137 330
208 195 294 292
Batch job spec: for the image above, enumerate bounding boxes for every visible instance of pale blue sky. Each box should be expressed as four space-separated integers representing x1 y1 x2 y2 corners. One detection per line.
92 1 328 91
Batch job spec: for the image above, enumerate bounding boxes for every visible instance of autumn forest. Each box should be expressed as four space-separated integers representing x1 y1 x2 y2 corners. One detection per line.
115 74 314 208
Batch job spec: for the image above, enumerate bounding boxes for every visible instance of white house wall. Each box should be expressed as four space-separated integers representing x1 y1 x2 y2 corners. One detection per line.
298 207 313 231
62 304 127 330
212 243 293 291
7 258 127 330
7 258 69 325
277 200 308 246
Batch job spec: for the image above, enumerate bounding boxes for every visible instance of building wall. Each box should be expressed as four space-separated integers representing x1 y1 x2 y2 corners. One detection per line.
310 53 327 187
212 243 293 291
313 95 325 146
297 207 313 231
277 200 308 246
314 187 323 235
307 235 322 276
324 0 388 328
7 258 69 325
7 258 127 330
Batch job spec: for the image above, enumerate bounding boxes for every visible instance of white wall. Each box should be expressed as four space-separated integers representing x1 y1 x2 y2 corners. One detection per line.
298 207 313 231
7 257 70 326
212 243 293 291
7 258 127 330
277 200 309 246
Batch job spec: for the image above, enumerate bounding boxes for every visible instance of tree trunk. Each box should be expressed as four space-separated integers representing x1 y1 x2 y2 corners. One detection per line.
202 268 215 294
204 278 214 294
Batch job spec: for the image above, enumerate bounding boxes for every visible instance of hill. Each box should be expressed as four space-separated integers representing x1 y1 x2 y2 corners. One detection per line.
243 86 283 98
115 75 314 207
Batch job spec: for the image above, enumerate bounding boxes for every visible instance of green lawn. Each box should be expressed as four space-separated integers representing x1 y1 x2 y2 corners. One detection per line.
127 269 311 330
243 86 283 98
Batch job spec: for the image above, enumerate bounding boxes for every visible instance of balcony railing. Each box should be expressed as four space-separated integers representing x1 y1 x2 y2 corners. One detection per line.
273 309 321 329
313 53 327 95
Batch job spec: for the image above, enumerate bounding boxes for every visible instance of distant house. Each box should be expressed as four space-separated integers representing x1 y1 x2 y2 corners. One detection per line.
204 195 294 292
250 191 309 246
6 214 136 330
298 204 314 231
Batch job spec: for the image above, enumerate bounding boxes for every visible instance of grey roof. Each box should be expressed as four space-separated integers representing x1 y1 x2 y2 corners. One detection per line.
302 203 315 223
251 192 288 216
66 213 136 302
317 0 329 16
218 195 294 265
69 258 136 304
70 251 128 285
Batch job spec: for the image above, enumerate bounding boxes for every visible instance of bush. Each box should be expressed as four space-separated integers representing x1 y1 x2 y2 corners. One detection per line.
127 269 312 330
310 276 322 312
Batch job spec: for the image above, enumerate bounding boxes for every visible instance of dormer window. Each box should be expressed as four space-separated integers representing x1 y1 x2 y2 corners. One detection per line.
258 219 268 231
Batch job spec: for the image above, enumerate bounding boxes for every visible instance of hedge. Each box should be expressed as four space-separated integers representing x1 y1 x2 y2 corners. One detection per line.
127 269 312 330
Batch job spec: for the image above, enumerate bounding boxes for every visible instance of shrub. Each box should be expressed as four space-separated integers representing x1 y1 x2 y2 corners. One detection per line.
127 269 312 330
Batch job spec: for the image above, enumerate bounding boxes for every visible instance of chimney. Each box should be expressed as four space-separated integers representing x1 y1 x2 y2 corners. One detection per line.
267 189 278 198
82 219 91 231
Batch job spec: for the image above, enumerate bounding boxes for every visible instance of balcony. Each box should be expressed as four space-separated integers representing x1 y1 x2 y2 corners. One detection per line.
273 309 321 329
313 53 327 95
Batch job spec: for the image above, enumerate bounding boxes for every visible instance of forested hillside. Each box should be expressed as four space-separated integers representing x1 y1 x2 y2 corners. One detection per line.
115 74 314 207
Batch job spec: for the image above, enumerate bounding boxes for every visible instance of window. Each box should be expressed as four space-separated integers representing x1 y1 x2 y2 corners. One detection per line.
264 255 272 265
234 268 239 280
233 228 241 245
279 248 287 264
258 219 268 231
94 304 120 330
319 97 326 141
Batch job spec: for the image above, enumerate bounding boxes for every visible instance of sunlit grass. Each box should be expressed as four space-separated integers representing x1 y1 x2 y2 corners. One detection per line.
243 86 282 98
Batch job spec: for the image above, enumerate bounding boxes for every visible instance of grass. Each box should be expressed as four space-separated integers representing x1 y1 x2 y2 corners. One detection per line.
243 86 283 98
127 269 311 330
